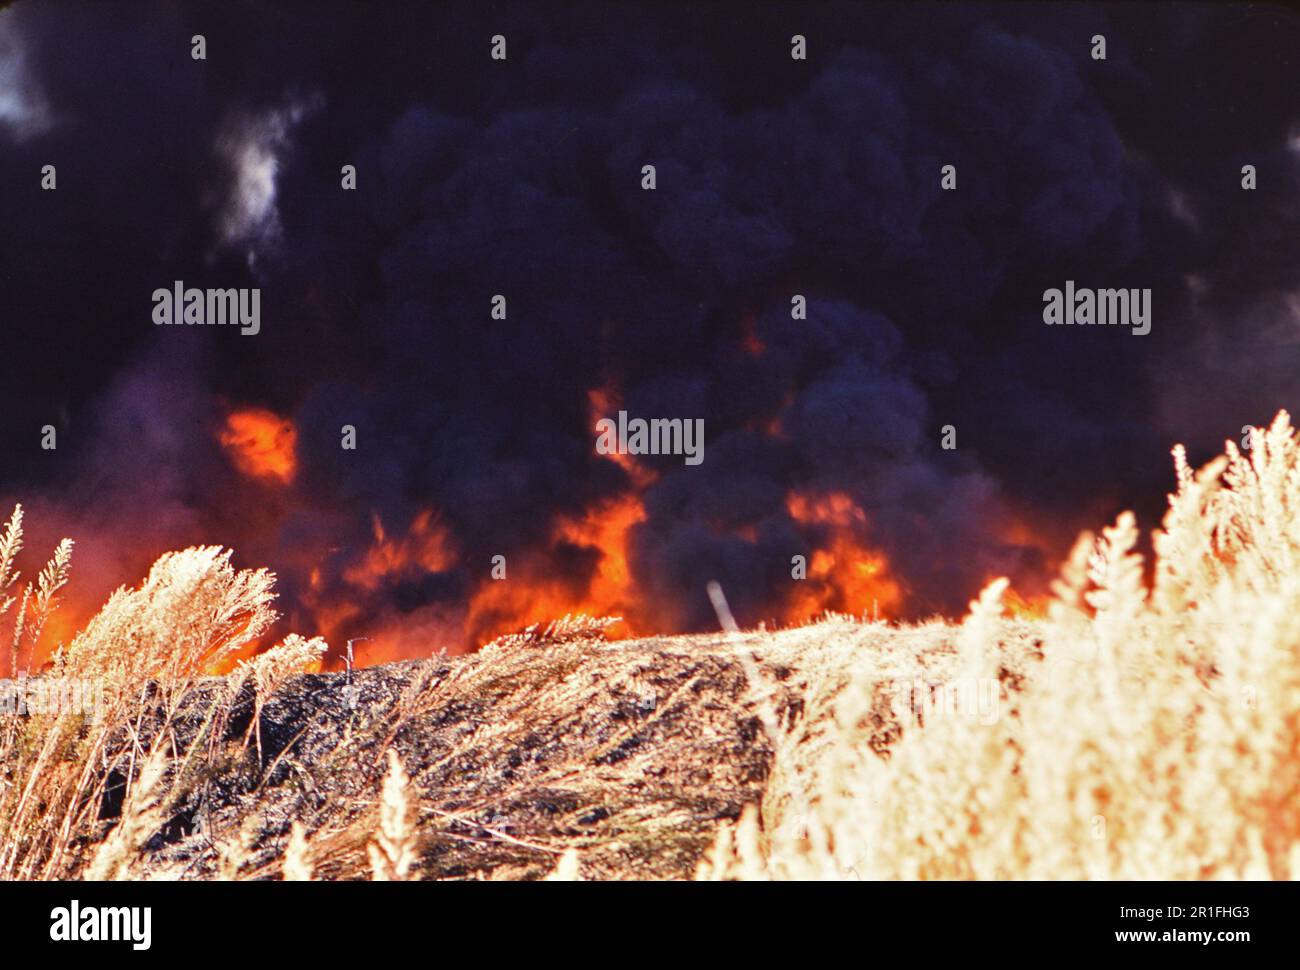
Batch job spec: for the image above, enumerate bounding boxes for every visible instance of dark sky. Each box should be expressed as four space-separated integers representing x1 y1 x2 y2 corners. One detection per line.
1 1 1298 653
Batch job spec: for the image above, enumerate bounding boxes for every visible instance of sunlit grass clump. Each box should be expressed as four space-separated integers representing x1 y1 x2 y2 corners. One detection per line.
703 412 1300 879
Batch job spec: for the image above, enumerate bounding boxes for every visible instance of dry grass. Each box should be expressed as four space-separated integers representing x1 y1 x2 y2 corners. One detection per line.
283 821 314 881
703 411 1300 879
5 412 1300 880
367 749 418 881
235 633 328 759
0 534 294 879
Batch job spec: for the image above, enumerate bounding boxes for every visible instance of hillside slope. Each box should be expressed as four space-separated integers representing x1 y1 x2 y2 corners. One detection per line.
58 617 1037 880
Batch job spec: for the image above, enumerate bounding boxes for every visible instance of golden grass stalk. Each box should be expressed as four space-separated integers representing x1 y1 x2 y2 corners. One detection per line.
0 505 24 676
283 822 314 881
236 633 328 759
368 749 418 881
544 848 583 881
85 743 169 881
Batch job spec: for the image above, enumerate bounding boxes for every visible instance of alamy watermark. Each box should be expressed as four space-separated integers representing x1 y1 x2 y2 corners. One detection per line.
1043 281 1151 336
595 410 704 466
0 675 106 719
152 280 261 335
50 901 151 950
886 675 1002 726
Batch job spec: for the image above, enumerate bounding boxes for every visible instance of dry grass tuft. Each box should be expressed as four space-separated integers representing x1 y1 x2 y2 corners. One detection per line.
367 749 418 881
86 742 169 881
61 546 277 692
0 529 310 880
545 848 583 881
0 506 74 679
481 613 622 652
283 821 314 882
236 633 328 758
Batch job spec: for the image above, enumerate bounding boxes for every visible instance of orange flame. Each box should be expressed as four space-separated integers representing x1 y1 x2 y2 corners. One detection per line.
219 408 297 485
783 490 903 622
465 493 645 646
1003 587 1050 619
294 487 648 665
344 509 456 591
24 385 1068 674
587 385 657 488
987 509 1065 618
553 492 645 629
291 508 462 663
